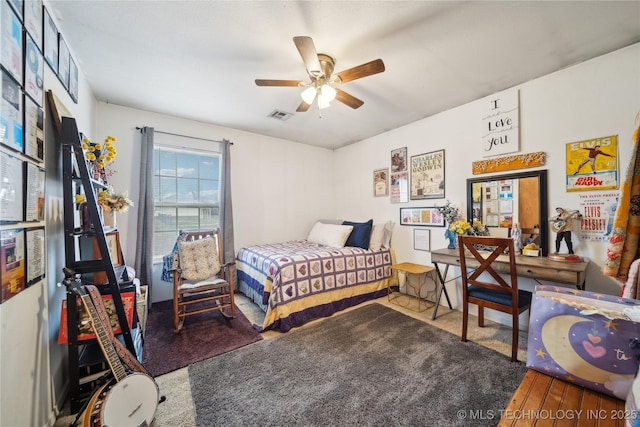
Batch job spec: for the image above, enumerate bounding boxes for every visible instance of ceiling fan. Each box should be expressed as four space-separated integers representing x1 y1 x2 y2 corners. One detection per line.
255 36 385 112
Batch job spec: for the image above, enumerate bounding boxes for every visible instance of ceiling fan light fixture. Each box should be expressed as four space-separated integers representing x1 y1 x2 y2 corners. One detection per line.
317 96 331 110
301 86 317 105
319 84 336 102
317 84 336 109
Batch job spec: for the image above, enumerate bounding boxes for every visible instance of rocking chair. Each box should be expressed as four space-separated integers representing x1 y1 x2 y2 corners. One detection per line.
169 229 235 331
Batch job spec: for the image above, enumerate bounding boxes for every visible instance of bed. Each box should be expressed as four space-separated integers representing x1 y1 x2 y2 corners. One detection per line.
236 220 397 332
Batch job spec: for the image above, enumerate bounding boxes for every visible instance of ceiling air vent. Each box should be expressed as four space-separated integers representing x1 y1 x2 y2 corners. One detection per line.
268 110 293 121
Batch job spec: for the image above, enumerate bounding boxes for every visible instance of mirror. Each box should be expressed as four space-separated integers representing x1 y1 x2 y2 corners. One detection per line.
466 169 549 256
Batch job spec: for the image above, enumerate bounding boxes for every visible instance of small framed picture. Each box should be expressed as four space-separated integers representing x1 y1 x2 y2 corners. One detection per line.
24 95 44 162
57 34 70 89
1 228 26 303
43 7 58 72
0 4 23 84
413 229 430 251
0 71 24 153
391 147 407 173
373 168 388 197
105 231 123 266
24 0 43 50
69 56 78 103
24 34 44 105
25 227 45 286
399 207 445 227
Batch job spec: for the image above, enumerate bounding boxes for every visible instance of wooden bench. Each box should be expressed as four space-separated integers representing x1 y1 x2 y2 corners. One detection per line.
498 369 626 426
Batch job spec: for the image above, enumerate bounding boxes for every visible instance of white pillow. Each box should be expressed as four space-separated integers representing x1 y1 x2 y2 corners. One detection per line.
369 224 385 251
382 221 394 249
307 222 354 247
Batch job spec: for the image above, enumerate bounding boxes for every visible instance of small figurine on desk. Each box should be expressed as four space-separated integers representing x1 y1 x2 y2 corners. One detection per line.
550 207 583 255
511 223 523 254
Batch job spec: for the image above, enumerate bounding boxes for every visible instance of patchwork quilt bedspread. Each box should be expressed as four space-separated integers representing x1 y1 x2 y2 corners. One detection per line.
236 240 394 331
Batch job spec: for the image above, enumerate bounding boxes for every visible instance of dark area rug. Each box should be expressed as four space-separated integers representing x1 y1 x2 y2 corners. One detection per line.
189 303 527 427
142 300 263 377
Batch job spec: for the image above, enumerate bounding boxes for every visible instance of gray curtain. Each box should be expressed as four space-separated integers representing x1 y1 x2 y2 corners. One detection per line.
220 139 236 286
134 127 154 300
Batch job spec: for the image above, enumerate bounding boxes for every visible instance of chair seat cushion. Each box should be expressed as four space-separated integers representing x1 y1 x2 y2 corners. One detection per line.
468 285 532 308
179 277 228 291
178 237 221 281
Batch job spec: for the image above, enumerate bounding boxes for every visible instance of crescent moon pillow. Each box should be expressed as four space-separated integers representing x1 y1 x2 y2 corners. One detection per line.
527 286 640 400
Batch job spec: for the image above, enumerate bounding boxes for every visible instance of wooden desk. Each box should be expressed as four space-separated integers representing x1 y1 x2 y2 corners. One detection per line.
430 248 588 319
389 263 436 313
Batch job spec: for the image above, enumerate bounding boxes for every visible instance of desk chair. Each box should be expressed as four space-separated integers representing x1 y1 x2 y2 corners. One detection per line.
458 235 531 362
170 229 235 331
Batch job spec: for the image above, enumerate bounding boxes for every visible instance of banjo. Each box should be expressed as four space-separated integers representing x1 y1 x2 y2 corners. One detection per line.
63 273 159 427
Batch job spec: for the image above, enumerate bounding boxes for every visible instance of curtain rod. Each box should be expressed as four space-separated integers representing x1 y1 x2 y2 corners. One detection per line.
136 127 233 145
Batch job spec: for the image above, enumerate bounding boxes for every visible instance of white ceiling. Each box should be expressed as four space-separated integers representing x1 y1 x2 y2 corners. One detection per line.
47 1 640 150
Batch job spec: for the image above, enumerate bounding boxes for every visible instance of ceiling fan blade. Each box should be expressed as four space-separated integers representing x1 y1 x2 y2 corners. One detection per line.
293 36 322 78
255 79 302 87
296 100 311 112
335 88 364 109
335 59 385 83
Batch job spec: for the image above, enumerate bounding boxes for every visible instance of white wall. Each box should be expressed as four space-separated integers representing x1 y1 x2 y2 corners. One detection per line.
95 104 335 302
334 44 640 320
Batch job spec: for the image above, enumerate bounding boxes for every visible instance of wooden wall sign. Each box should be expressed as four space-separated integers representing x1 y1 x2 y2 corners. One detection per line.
481 89 519 157
472 151 546 175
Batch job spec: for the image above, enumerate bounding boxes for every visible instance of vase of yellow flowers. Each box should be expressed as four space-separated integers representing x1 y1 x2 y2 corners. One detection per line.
81 135 118 183
448 219 488 248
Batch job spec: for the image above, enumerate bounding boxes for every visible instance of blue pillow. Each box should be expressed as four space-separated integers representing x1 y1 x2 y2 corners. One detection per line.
342 219 373 249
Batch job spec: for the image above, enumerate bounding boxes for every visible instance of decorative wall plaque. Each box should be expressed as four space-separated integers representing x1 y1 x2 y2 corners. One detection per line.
472 151 545 175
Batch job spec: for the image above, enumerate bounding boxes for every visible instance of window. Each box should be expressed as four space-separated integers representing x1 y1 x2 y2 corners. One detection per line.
153 144 221 259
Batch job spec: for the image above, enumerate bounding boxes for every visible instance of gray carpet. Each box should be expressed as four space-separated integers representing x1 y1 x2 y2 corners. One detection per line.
189 303 527 427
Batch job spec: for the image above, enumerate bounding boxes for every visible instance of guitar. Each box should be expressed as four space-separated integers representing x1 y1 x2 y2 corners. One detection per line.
62 272 159 427
550 209 583 232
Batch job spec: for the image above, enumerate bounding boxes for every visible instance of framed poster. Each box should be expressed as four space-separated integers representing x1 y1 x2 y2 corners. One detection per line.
413 228 431 251
43 6 57 72
23 0 42 50
25 162 44 221
390 171 408 204
1 70 24 152
565 135 618 192
25 227 44 286
69 55 78 103
57 34 70 89
1 228 25 303
400 207 445 227
0 151 24 222
0 3 23 84
373 168 388 197
410 149 445 200
24 33 44 105
391 147 407 173
24 95 43 161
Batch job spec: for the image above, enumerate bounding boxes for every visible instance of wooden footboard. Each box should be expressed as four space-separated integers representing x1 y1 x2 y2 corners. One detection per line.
498 369 626 426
